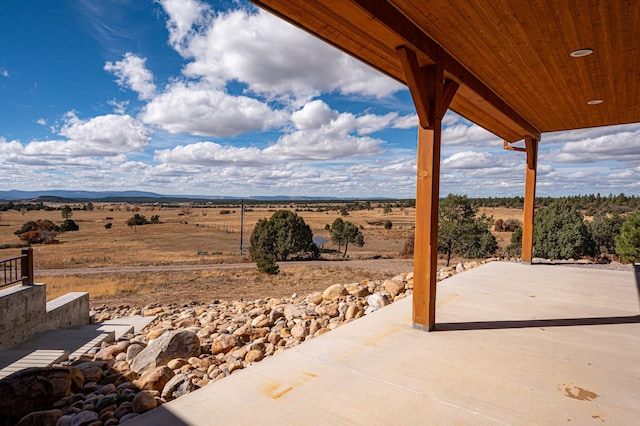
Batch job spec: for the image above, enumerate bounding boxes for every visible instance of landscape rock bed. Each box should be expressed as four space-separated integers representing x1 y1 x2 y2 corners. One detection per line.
2 261 486 425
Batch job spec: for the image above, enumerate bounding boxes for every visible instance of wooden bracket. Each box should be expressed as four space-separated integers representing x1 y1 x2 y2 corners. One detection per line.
525 136 538 169
396 46 431 129
397 46 458 129
503 139 526 152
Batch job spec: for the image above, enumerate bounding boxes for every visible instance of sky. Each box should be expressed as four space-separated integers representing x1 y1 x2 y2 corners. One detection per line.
1 0 639 199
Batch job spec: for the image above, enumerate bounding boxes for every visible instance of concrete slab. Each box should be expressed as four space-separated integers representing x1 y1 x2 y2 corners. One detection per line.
128 262 640 425
0 315 156 379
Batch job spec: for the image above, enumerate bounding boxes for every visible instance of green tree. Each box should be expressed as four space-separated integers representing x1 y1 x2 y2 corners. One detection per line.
437 194 497 266
533 199 595 259
249 210 316 269
506 227 522 257
589 212 625 255
61 205 73 220
330 218 364 257
126 213 149 226
59 219 80 232
615 209 640 263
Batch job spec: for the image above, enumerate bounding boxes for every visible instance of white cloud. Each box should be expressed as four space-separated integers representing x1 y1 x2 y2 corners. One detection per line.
392 114 418 129
104 53 156 100
291 100 338 130
159 3 402 100
0 113 151 166
142 81 287 137
36 118 47 126
442 151 496 169
1 68 8 77
107 99 129 114
549 128 640 164
156 101 392 166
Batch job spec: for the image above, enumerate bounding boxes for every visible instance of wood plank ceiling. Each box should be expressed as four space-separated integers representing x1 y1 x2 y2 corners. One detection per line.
249 0 640 143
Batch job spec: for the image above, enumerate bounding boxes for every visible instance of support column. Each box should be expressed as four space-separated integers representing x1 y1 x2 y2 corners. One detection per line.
396 46 457 330
413 124 442 330
521 136 538 263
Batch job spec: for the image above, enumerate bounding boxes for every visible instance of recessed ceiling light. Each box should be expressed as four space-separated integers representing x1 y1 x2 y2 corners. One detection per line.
587 99 604 105
570 48 594 57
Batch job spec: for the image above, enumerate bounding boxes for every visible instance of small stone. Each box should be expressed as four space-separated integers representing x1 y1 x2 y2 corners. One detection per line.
167 358 189 370
322 284 348 301
210 334 239 355
245 349 264 363
307 292 324 305
134 366 175 391
384 279 406 298
132 391 158 413
70 410 98 426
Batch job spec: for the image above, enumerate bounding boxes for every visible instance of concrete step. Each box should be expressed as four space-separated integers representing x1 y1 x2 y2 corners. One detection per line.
0 315 156 380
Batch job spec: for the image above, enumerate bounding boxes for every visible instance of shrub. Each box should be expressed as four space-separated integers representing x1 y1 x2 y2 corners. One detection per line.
438 194 497 266
15 219 59 244
59 219 80 232
533 199 595 259
384 220 393 229
105 222 113 229
126 213 149 226
255 254 280 274
590 212 624 255
615 209 640 263
506 227 522 257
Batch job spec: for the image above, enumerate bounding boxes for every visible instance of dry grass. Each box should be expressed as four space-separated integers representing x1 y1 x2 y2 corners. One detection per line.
1 203 523 307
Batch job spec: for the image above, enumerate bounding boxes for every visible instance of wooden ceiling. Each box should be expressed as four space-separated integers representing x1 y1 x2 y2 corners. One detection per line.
249 0 640 143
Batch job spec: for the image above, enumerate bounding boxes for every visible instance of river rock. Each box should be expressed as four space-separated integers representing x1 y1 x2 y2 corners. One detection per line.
210 334 239 355
161 373 194 400
134 366 175 391
384 279 406 298
131 330 200 373
132 390 158 413
322 284 348 301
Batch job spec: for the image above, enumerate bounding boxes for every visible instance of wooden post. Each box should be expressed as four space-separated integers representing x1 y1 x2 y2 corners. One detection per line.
21 247 34 285
413 124 442 330
521 136 538 263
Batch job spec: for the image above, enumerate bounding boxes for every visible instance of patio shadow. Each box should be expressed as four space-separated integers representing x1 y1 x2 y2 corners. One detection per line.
436 315 640 331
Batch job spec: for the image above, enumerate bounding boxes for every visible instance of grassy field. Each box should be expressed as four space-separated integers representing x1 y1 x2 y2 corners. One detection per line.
0 203 522 306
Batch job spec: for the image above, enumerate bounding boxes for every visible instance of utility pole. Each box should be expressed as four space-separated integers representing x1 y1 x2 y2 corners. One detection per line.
239 199 244 254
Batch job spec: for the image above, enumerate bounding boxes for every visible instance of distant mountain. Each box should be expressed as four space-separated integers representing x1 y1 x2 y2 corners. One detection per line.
0 190 350 202
0 190 167 201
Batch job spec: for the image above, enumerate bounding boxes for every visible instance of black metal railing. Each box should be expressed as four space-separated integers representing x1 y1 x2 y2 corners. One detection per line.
1 248 34 289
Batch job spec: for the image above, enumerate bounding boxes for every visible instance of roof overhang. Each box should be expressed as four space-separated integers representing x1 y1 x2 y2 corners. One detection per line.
250 0 640 143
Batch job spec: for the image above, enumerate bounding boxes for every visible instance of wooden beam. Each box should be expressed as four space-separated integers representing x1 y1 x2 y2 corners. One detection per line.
351 0 541 140
412 63 444 331
521 136 538 262
440 80 460 119
396 46 431 129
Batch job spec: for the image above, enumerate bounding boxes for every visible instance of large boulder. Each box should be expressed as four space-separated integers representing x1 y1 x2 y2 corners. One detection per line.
0 367 83 423
131 330 200 374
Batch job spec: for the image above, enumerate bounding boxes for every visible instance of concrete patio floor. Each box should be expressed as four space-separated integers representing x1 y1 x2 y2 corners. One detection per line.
129 262 640 425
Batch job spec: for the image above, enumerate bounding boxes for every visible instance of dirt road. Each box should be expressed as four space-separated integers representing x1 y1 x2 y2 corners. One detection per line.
35 258 414 277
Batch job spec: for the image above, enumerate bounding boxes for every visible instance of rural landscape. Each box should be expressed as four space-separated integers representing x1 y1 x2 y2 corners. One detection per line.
2 193 639 308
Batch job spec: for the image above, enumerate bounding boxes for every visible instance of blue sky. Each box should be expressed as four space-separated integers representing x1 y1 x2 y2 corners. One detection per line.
1 0 639 198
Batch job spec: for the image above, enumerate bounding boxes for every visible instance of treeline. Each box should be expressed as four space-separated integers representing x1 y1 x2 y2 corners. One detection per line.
470 193 640 213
